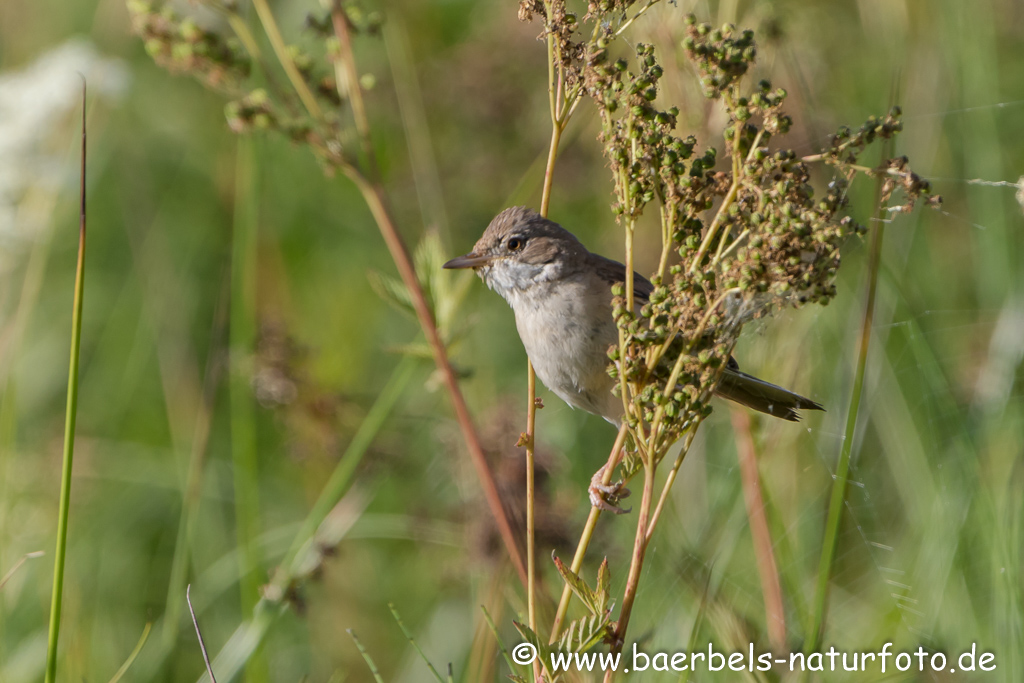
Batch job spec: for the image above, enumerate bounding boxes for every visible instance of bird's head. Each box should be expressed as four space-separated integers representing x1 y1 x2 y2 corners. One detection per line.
443 206 588 301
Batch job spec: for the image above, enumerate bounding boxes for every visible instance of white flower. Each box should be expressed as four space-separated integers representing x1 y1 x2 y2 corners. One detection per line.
0 39 128 258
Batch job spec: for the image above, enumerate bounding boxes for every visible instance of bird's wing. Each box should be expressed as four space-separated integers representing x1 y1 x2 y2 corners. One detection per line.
590 254 655 304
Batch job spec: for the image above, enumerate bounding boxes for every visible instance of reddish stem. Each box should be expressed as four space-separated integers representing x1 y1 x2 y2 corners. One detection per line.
731 408 787 650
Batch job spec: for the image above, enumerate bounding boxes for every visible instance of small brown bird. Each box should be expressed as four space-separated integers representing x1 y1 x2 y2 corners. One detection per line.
444 207 824 425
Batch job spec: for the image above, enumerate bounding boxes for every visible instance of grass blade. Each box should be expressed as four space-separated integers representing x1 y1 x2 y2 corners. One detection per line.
43 77 88 683
807 142 892 651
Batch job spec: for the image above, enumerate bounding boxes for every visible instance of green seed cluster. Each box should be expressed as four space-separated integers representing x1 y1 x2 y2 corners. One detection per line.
609 277 725 446
127 0 251 91
682 17 757 99
127 0 383 174
304 4 383 38
522 5 940 455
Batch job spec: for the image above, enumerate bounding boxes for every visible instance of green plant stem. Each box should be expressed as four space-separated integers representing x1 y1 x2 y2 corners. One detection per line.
614 0 663 36
530 86 565 638
44 86 87 683
690 181 739 272
540 123 563 216
229 138 266 683
807 159 891 652
544 1 558 122
645 424 700 542
389 603 446 683
251 0 323 120
349 630 385 683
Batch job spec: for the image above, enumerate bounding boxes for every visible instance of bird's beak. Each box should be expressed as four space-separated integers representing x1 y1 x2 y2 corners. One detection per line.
443 252 493 269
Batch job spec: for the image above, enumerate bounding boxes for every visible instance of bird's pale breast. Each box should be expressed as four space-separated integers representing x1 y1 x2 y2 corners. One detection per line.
511 271 623 424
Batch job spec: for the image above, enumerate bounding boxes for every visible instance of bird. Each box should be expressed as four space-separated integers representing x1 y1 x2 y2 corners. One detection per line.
444 208 822 511
444 206 823 424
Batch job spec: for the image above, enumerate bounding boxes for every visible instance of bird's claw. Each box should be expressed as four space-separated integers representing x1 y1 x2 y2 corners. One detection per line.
589 465 631 514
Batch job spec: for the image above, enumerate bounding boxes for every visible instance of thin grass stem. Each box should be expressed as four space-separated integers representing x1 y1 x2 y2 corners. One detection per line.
0 550 44 592
525 360 538 640
108 621 152 683
348 630 385 683
481 606 519 676
645 424 700 542
388 603 446 683
807 146 891 652
43 82 87 683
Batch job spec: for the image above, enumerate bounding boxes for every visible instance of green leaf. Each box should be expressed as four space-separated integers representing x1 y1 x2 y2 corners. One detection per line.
556 612 612 654
512 620 562 679
552 552 601 616
368 269 416 319
595 557 611 615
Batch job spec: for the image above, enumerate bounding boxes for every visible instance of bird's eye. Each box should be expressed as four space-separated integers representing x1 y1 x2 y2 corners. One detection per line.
507 237 524 251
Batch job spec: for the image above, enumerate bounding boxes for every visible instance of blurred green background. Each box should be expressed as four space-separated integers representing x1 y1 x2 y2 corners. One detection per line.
1 0 1022 681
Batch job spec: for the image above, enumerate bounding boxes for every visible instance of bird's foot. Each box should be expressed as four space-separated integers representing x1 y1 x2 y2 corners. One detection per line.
589 464 631 514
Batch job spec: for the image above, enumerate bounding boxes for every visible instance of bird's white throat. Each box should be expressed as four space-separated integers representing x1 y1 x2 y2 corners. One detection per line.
479 259 565 311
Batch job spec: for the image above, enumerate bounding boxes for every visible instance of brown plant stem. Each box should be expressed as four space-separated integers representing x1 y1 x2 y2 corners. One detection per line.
525 361 538 641
317 7 527 588
549 424 629 640
603 460 657 683
329 3 375 175
345 169 528 587
730 408 786 651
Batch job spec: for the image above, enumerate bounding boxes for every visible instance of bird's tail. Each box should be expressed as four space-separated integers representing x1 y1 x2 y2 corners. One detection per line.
714 368 824 422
